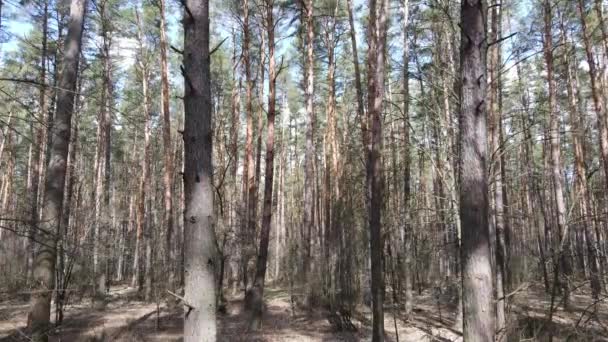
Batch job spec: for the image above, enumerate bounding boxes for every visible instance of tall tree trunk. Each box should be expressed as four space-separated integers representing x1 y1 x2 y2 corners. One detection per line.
459 0 494 341
301 0 315 295
93 0 112 302
27 0 87 338
346 0 367 150
240 0 255 294
489 2 507 339
134 7 152 299
26 0 49 285
158 0 175 290
579 0 608 196
367 0 388 340
248 0 277 330
544 0 571 309
400 0 413 318
182 0 216 339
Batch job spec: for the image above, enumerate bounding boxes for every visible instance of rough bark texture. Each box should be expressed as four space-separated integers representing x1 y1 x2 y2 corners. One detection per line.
489 2 507 339
302 0 315 292
248 0 277 330
367 0 388 340
93 0 113 301
26 0 87 338
241 0 255 294
159 0 175 289
182 0 217 339
401 0 413 318
544 0 571 308
458 1 495 341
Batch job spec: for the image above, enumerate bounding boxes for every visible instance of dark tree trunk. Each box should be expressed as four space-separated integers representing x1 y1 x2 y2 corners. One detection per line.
367 0 388 340
458 0 495 341
248 0 277 330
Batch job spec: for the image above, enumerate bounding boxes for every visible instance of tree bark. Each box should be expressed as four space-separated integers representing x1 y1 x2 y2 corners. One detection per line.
459 0 494 341
544 0 571 308
400 0 413 318
248 0 277 330
158 0 175 290
489 2 507 339
27 0 87 338
182 0 217 339
367 0 388 340
240 0 255 294
301 0 315 295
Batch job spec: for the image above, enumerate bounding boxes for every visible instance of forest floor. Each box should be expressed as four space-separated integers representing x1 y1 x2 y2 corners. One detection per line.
1 282 607 341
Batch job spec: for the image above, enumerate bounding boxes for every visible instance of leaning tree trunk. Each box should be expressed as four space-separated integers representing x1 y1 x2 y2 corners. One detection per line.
458 0 495 341
27 0 87 339
182 0 217 339
248 0 277 330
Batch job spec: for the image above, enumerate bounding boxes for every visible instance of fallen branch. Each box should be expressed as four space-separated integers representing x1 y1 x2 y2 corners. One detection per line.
166 290 194 310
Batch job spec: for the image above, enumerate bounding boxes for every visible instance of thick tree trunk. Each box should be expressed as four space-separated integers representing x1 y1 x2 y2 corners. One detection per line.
182 0 217 339
459 1 494 341
26 0 87 338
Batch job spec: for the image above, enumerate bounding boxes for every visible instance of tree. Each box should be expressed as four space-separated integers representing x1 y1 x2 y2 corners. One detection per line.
158 0 175 289
458 0 494 340
27 0 87 338
301 0 315 296
182 0 216 339
247 0 278 330
367 0 388 340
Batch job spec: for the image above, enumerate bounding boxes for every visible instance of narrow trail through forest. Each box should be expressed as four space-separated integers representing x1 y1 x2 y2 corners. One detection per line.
1 283 607 341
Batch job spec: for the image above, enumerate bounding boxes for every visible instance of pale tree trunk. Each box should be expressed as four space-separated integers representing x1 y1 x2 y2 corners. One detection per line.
134 7 153 300
302 0 315 293
158 0 175 289
544 0 571 310
27 0 87 338
400 0 413 318
489 3 507 339
26 0 49 285
182 0 216 339
37 0 50 225
459 0 494 341
248 0 277 330
0 112 13 241
92 0 112 302
321 0 340 308
367 0 388 340
241 0 255 294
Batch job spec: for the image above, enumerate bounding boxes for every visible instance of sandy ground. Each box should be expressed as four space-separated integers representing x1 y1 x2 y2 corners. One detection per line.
0 282 607 341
